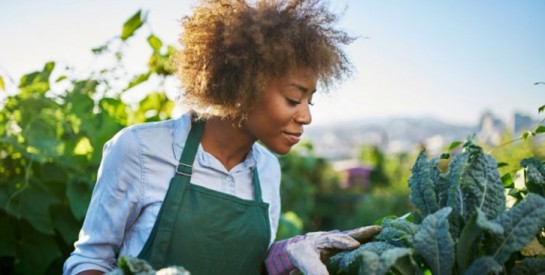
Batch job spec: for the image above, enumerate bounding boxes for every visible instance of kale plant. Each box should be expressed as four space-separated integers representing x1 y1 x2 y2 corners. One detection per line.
328 143 545 274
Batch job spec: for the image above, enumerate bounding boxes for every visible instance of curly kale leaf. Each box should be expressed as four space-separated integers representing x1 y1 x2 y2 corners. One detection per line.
488 193 545 265
520 157 545 196
409 152 440 222
375 217 419 248
414 207 455 275
327 242 417 275
510 257 545 275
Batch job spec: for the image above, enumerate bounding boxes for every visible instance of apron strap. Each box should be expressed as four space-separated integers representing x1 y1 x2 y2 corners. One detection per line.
145 119 205 266
176 119 205 179
252 167 263 203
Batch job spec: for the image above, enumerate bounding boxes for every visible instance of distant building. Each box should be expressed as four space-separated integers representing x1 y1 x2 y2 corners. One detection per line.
332 159 373 189
513 112 538 136
477 111 506 146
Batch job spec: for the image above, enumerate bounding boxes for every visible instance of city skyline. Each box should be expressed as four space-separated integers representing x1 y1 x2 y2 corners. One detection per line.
1 0 544 126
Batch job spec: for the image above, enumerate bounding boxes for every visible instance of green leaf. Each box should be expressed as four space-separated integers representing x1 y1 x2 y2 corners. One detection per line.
358 251 380 274
121 10 146 41
538 104 545 113
448 141 462 151
458 151 505 220
52 206 81 245
0 212 17 257
147 34 163 53
501 172 513 188
14 221 62 275
124 72 151 92
520 157 545 196
55 75 67 82
375 217 418 247
535 125 545 134
5 185 60 235
408 152 439 220
0 75 5 91
463 256 503 275
521 131 533 140
490 193 545 265
378 248 417 275
414 207 455 275
66 179 93 220
328 241 396 273
510 258 545 275
456 209 503 271
496 162 508 168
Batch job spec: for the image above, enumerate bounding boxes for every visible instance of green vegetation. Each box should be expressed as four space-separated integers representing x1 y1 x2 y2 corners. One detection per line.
327 140 545 274
1 9 544 275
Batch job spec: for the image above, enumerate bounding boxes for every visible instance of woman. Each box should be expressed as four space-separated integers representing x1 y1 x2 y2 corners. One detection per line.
64 0 380 274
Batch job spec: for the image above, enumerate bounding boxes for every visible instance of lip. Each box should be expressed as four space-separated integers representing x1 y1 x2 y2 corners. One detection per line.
284 132 302 145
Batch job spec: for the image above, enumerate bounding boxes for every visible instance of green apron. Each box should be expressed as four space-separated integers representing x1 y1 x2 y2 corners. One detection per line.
138 120 271 274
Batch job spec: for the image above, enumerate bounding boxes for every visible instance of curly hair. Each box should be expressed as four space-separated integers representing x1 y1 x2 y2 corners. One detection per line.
176 0 355 120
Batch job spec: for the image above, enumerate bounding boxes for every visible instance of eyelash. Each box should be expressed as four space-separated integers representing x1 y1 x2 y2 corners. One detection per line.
286 98 314 106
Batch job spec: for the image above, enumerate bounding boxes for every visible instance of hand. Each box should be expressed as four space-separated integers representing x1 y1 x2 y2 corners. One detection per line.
286 226 382 275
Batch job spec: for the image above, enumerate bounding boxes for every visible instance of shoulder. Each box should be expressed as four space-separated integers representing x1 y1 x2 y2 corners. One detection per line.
106 114 191 151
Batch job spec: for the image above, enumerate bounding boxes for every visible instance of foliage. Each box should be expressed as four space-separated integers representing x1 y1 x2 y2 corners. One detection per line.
328 141 545 275
0 11 176 274
106 256 190 275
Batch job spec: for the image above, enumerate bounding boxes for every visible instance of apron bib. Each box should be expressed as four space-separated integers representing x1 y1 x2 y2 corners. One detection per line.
138 120 271 274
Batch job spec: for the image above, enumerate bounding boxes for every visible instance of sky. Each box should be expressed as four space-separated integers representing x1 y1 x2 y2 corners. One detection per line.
1 0 544 127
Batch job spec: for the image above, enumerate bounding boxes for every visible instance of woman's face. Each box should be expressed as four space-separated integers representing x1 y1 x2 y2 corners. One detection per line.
244 69 318 155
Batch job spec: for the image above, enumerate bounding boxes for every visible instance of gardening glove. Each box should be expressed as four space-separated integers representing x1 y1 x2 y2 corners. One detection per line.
264 225 382 275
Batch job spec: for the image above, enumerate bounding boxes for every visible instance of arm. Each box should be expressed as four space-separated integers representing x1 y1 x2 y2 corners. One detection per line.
64 128 143 274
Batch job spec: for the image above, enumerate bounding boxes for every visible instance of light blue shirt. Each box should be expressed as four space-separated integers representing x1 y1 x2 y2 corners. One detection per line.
64 113 282 274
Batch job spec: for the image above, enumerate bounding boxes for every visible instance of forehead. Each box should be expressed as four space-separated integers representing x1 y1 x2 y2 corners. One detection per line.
273 68 318 88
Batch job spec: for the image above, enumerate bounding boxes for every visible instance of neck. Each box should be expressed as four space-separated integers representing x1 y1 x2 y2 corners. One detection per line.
201 116 256 171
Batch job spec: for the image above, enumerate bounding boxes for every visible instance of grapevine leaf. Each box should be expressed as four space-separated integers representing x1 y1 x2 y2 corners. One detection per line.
456 209 504 271
490 193 545 265
535 125 545 134
0 212 17 257
539 104 545 113
459 151 505 220
463 256 503 275
414 207 454 275
121 10 146 41
408 152 439 220
66 179 93 220
52 206 81 245
14 221 62 275
5 185 60 235
510 258 545 275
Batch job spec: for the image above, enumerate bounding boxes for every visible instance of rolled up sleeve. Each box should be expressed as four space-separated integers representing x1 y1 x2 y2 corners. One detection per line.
64 127 143 275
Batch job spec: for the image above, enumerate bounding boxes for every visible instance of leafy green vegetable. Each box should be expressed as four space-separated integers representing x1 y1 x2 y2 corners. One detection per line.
414 207 454 275
328 143 545 274
106 256 190 275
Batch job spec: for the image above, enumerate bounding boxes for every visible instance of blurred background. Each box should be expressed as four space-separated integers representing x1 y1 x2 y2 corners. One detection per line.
0 0 544 273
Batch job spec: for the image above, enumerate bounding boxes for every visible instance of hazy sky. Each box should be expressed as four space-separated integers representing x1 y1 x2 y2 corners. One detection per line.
1 0 544 127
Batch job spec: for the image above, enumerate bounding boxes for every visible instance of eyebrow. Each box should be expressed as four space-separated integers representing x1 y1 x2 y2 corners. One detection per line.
288 83 317 94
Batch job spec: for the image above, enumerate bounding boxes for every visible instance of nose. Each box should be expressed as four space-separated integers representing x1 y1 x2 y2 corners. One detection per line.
294 103 312 125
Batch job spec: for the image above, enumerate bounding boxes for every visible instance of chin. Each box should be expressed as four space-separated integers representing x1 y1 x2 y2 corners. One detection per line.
268 145 292 155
